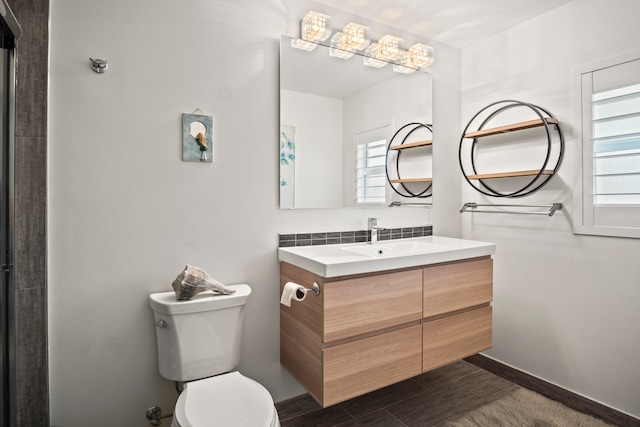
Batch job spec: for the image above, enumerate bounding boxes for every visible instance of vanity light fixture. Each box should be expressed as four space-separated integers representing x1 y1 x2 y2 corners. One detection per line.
291 11 435 74
363 35 413 72
363 43 387 68
376 35 404 61
391 43 435 74
408 43 435 68
290 38 318 51
301 11 332 44
392 51 418 74
329 23 370 59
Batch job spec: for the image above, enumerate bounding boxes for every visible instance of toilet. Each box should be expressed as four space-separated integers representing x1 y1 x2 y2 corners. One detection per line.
149 284 280 427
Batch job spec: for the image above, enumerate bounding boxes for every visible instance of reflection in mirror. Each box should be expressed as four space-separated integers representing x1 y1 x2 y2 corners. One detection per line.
279 35 433 209
386 123 433 200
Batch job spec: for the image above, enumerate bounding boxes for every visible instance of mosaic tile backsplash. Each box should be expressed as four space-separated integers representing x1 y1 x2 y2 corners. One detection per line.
279 225 433 247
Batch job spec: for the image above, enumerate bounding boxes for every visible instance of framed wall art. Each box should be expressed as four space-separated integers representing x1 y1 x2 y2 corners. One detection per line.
182 113 213 162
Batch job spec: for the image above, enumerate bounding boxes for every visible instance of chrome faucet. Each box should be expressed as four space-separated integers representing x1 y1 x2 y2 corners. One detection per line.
368 217 384 244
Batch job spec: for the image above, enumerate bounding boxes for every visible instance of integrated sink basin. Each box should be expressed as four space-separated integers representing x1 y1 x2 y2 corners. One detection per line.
278 235 496 277
341 240 447 257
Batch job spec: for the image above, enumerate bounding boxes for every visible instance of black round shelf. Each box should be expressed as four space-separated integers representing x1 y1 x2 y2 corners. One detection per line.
385 122 433 199
458 100 564 198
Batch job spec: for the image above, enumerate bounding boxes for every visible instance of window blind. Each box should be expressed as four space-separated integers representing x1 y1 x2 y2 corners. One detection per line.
355 139 386 204
592 82 640 205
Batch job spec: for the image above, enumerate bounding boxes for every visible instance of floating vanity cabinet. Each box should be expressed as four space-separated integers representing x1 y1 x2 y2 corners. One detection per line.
280 255 494 407
422 257 493 372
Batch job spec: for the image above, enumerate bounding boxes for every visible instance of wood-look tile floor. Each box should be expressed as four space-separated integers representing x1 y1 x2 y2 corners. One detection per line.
276 360 524 427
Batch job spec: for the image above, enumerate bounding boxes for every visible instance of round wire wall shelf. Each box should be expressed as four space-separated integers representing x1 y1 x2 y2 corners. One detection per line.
458 100 564 198
385 122 433 198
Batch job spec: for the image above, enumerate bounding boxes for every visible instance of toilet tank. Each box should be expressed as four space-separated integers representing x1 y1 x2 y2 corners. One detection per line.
149 284 251 382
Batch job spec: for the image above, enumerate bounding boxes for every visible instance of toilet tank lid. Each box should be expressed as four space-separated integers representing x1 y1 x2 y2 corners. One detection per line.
149 284 251 315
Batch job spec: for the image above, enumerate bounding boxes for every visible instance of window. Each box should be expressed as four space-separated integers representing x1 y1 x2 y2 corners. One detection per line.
592 82 640 206
354 126 390 205
575 52 640 238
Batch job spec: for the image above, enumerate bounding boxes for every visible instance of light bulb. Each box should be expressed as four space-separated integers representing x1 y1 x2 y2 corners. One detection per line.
342 23 370 51
392 51 417 74
301 11 332 43
377 35 404 61
329 32 355 59
291 38 318 51
363 43 387 68
408 43 435 68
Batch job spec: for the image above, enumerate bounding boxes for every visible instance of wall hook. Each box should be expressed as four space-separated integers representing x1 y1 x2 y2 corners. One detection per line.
89 57 108 74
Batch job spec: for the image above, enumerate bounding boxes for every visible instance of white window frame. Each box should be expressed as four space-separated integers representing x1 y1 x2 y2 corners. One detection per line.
353 124 391 206
573 49 640 239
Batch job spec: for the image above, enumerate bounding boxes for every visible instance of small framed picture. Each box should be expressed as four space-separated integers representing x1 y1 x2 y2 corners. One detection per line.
182 113 213 162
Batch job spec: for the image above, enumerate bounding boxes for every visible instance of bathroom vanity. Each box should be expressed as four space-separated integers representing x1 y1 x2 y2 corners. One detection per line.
278 236 495 407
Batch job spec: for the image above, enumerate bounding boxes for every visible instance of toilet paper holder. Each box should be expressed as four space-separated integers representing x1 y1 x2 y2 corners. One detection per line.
297 282 320 298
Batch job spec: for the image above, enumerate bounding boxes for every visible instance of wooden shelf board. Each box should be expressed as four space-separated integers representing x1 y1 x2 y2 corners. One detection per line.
389 140 433 150
466 170 554 180
464 118 559 138
390 178 433 183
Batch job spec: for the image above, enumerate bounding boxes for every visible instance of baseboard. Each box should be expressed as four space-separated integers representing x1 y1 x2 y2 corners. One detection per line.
465 354 640 427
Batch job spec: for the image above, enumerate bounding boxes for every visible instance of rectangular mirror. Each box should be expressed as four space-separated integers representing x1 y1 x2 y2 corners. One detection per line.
279 35 433 209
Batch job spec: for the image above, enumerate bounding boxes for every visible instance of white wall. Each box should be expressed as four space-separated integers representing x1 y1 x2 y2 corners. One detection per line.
344 71 432 131
281 90 343 208
461 0 640 418
48 0 459 425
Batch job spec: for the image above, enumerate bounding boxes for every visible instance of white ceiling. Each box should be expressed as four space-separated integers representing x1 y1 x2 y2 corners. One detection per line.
312 0 573 48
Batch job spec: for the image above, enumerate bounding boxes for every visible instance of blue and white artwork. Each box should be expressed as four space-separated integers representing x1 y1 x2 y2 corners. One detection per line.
182 113 213 162
280 125 296 209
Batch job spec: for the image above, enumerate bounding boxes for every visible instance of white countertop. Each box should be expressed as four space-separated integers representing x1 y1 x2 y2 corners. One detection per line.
278 236 496 278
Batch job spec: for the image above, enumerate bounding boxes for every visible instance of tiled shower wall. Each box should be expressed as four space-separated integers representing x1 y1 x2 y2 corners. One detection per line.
7 0 49 425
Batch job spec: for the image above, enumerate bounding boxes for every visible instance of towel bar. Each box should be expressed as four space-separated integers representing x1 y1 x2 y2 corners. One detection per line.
460 202 562 216
389 201 433 207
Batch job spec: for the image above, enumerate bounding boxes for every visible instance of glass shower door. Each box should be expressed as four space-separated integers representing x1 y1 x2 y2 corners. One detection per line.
0 32 10 427
0 4 19 424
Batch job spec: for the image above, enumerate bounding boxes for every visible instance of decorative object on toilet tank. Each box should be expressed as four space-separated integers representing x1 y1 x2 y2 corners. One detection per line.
171 264 235 300
182 111 213 162
459 100 564 197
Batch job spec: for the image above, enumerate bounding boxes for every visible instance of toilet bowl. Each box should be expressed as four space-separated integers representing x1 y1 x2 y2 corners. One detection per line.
171 372 280 427
149 285 279 427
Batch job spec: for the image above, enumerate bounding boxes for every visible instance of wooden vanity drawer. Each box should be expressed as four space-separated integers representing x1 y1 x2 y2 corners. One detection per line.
323 324 423 406
423 257 493 318
323 269 423 343
422 305 492 372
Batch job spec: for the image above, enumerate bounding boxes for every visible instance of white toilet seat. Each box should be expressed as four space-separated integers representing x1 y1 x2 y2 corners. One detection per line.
172 372 279 427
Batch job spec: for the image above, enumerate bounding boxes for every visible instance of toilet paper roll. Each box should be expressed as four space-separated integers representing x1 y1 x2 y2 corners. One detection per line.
280 282 307 307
